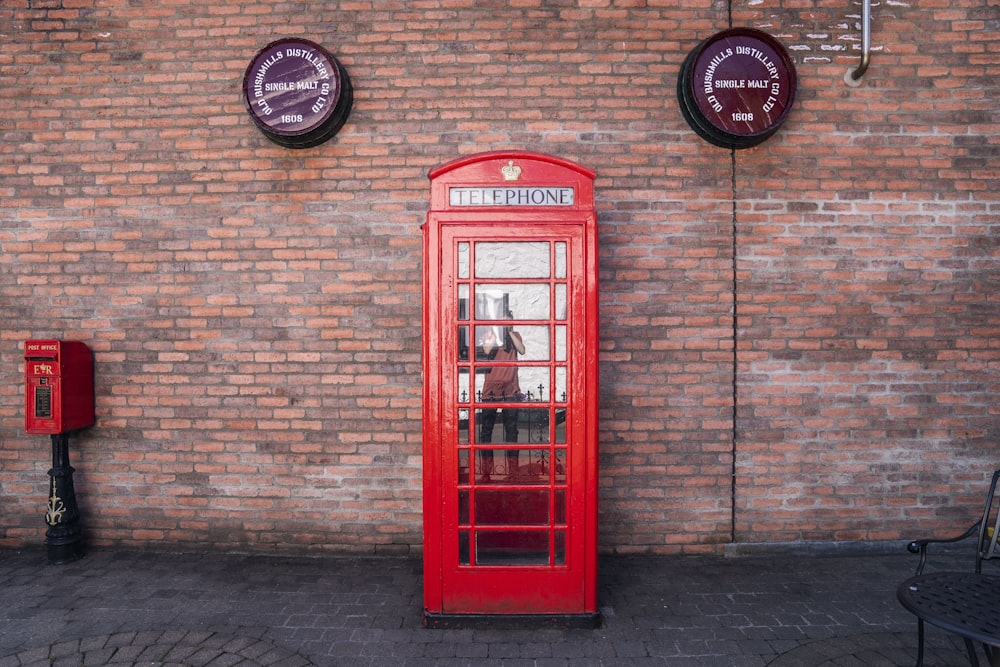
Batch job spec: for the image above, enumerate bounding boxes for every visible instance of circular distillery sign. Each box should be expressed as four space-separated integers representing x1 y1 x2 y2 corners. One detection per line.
242 38 353 149
678 28 797 149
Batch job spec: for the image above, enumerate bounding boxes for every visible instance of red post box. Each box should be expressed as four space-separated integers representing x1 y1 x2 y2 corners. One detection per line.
422 151 600 627
24 340 95 435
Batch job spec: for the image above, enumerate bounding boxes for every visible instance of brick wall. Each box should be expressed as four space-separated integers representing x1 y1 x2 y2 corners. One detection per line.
0 0 997 555
731 1 1000 543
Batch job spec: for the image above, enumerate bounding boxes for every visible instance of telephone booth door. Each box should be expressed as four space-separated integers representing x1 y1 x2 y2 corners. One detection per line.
422 151 599 627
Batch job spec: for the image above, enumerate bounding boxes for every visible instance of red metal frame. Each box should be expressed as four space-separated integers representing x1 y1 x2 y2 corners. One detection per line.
422 152 598 625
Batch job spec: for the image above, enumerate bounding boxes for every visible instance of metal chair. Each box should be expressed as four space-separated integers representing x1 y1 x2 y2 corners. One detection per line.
905 468 1000 666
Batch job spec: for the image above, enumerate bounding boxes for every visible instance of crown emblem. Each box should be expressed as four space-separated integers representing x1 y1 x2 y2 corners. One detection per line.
501 160 522 182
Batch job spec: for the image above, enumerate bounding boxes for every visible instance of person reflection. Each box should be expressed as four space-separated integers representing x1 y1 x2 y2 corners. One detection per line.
478 314 525 481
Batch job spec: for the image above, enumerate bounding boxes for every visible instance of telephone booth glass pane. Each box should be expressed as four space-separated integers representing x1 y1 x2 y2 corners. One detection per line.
474 365 512 401
475 490 549 525
554 449 566 480
458 285 469 320
472 449 548 484
475 290 508 320
458 365 470 402
475 449 521 481
458 242 470 279
520 407 549 443
440 230 588 579
458 326 469 363
460 239 566 568
459 531 471 565
473 326 549 361
475 242 550 279
474 327 550 363
477 284 550 320
475 407 516 444
459 491 469 523
476 531 548 566
459 449 470 485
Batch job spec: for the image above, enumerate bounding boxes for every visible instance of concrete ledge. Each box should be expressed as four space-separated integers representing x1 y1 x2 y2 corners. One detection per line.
724 540 917 558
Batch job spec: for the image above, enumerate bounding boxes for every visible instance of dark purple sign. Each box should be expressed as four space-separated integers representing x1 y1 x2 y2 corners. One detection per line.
678 29 797 149
242 38 352 148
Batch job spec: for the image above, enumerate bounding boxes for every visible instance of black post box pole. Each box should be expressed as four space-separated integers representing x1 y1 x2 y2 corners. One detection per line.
44 433 84 564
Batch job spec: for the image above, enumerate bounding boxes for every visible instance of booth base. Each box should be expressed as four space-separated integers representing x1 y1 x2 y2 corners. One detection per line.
423 610 602 630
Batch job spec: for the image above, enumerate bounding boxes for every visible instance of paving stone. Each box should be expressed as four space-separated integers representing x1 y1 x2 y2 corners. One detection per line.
82 647 117 665
0 548 986 666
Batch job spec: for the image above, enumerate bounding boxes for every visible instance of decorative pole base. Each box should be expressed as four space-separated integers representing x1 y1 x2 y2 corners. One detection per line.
45 531 85 564
44 433 84 564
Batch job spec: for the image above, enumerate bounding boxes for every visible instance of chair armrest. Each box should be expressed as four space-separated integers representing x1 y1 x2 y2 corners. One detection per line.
906 521 981 574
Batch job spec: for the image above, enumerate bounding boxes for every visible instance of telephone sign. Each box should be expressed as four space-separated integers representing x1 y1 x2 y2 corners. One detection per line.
422 151 600 627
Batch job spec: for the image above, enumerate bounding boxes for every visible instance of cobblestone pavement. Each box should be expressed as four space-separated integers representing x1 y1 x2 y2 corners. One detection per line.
0 547 978 666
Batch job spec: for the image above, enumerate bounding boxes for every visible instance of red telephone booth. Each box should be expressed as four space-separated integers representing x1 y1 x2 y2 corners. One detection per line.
422 151 599 627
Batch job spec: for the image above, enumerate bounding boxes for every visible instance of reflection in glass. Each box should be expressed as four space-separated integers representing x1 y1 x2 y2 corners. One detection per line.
458 284 469 320
474 292 509 359
477 407 551 444
475 489 549 525
475 325 548 361
555 366 566 403
475 448 522 482
476 531 549 566
459 449 470 485
515 367 547 404
459 490 469 524
450 238 577 571
477 284 549 320
475 242 550 279
474 448 551 484
458 242 469 279
476 404 520 445
458 366 469 403
475 327 543 364
555 242 566 279
523 407 550 443
458 326 470 363
475 289 509 320
555 490 566 524
459 530 470 565
555 283 567 320
554 448 566 481
519 448 553 483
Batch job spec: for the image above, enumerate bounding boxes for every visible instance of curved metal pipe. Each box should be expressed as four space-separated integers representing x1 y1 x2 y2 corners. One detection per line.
845 0 871 86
